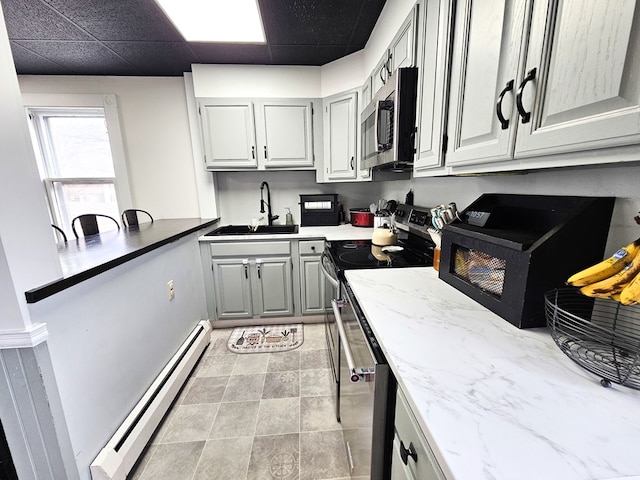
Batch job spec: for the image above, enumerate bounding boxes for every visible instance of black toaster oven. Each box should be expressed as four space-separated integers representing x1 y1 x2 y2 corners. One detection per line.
299 194 341 226
439 194 615 328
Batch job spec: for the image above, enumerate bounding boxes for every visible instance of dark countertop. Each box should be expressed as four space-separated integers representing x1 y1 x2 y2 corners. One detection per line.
25 218 219 304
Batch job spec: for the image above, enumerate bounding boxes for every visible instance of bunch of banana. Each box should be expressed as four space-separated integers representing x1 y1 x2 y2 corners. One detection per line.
566 237 640 305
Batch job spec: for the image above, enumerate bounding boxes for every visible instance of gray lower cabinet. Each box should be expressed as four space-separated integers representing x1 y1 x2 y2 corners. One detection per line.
210 241 294 320
392 388 446 480
298 240 325 315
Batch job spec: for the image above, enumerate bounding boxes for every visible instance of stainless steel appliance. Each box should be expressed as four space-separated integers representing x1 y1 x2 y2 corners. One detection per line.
361 67 419 171
321 203 435 478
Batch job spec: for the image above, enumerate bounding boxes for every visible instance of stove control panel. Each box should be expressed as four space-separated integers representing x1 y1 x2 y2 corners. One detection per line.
393 203 433 238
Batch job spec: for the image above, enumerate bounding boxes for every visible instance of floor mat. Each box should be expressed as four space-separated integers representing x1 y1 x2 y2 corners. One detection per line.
227 324 304 354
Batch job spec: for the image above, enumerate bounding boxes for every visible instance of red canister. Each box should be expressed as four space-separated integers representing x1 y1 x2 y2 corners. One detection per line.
349 208 374 227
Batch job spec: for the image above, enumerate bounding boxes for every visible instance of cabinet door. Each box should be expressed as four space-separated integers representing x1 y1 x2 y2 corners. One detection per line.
212 258 253 319
362 75 372 111
390 6 418 72
199 100 258 168
514 0 640 157
446 0 530 166
256 101 314 168
323 92 358 180
300 255 325 315
394 389 446 480
372 53 391 96
391 435 415 480
253 257 294 317
414 0 453 175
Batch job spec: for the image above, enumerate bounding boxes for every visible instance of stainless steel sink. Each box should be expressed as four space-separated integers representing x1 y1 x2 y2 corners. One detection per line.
205 224 299 236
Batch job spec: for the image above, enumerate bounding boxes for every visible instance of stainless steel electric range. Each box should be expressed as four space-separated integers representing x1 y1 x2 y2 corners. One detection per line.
320 203 435 479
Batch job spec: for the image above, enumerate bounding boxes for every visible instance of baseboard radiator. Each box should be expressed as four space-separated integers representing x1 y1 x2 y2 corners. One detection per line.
90 319 212 480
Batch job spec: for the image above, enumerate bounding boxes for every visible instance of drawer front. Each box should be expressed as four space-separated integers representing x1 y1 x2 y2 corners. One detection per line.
210 241 291 257
299 240 324 255
394 389 446 480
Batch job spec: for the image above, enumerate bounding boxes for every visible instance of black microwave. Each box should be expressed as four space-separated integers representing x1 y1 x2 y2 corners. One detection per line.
361 67 418 170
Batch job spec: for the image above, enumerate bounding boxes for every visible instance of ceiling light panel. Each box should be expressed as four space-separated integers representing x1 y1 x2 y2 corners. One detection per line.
155 0 266 43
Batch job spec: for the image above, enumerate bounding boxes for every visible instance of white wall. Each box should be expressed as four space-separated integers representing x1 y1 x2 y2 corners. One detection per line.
0 13 62 330
27 234 208 480
18 76 202 219
320 51 364 97
192 64 322 98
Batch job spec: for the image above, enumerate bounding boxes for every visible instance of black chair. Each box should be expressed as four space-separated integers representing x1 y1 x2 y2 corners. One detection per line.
51 224 67 243
121 209 154 228
71 214 120 238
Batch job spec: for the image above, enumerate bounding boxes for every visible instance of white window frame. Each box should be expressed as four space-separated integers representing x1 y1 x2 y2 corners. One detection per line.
22 93 133 228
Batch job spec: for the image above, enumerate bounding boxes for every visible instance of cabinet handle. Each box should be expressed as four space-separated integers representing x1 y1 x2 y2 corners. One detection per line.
400 440 418 465
243 259 249 279
516 68 537 124
496 79 514 130
350 156 354 169
385 53 392 74
256 259 262 279
251 146 255 159
379 67 386 85
263 146 268 159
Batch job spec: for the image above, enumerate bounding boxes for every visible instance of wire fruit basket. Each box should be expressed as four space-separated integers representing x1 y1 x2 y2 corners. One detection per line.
545 288 640 389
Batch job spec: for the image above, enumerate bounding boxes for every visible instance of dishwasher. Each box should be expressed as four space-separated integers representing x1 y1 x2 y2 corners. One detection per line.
332 281 395 479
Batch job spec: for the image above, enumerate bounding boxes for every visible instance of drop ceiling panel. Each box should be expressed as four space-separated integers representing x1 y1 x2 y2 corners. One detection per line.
2 0 387 76
14 40 141 75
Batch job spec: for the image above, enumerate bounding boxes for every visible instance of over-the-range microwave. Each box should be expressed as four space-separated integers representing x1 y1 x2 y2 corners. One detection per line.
361 66 418 171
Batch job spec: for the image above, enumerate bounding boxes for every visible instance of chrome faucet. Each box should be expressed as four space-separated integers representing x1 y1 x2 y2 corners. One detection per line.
259 181 279 225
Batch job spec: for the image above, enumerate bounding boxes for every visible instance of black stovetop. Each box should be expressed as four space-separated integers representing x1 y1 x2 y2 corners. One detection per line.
326 234 433 277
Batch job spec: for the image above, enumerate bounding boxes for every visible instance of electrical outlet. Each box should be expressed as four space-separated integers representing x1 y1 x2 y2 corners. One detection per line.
167 280 175 300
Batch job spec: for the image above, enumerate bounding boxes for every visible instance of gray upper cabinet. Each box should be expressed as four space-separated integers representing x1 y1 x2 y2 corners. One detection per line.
255 100 315 168
198 98 316 170
446 0 640 169
323 91 358 181
446 0 529 166
390 7 419 73
371 6 419 99
199 100 258 168
413 0 453 175
514 0 640 158
372 53 391 97
318 90 370 183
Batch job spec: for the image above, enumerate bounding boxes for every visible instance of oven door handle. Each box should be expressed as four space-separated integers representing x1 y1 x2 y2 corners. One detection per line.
320 253 340 289
332 299 361 383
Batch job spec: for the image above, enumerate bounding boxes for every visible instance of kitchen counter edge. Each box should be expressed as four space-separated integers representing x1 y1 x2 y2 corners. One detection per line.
26 218 219 304
198 224 375 242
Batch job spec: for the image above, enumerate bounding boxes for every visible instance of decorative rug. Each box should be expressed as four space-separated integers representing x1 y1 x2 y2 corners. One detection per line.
227 324 304 354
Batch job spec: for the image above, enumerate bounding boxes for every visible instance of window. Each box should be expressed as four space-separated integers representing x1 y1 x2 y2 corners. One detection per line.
28 107 121 234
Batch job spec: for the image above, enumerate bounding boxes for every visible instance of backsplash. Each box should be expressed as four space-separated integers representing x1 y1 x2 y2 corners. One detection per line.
214 171 384 226
213 162 640 254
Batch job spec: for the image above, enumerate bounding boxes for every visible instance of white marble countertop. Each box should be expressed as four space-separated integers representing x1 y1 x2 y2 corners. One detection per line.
198 223 375 242
345 267 640 480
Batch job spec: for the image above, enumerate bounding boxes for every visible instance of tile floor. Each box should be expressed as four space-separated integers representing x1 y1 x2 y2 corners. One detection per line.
128 323 352 480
